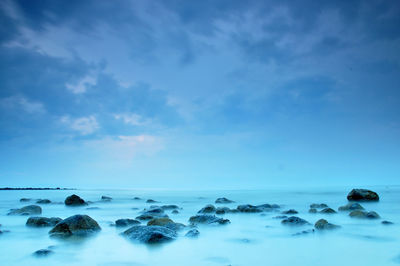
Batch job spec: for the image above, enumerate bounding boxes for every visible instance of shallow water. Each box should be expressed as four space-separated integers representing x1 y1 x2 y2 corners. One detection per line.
0 186 400 266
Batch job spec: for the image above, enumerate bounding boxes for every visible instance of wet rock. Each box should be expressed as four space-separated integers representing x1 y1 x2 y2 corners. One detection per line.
215 197 235 204
320 208 337 214
161 205 179 210
281 216 310 226
147 217 185 231
146 199 158 203
8 205 42 216
309 208 317 213
133 197 141 200
20 198 31 202
282 209 298 214
33 249 53 257
26 217 62 227
101 196 112 201
122 225 177 244
293 229 315 236
314 219 340 230
349 210 380 219
273 215 288 219
347 189 379 201
382 220 394 225
36 199 51 204
198 204 216 214
172 210 179 214
216 207 231 215
49 215 101 237
185 229 200 238
237 204 262 213
310 203 328 209
115 219 140 227
189 214 230 225
64 194 86 206
136 214 168 221
338 202 364 211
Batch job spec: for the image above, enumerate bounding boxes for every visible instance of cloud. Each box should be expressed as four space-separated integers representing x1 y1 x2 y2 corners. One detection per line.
66 75 96 94
0 95 45 114
61 115 99 135
114 113 149 126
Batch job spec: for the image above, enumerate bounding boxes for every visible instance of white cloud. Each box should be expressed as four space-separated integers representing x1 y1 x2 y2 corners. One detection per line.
114 113 148 126
61 115 99 135
0 95 45 114
66 75 97 94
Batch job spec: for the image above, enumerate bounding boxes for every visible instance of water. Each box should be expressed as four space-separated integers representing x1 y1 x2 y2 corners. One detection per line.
0 186 400 266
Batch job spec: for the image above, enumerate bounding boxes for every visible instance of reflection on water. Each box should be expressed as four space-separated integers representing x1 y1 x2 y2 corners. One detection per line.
1 186 400 265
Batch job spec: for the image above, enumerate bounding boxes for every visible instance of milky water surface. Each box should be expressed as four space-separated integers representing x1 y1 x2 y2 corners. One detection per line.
0 186 400 266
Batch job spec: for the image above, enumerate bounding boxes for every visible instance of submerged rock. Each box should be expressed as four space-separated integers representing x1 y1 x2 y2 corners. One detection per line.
310 203 328 209
293 229 315 236
64 194 86 206
36 199 51 204
347 189 379 201
8 205 42 216
146 199 158 203
273 215 288 219
86 207 100 210
320 208 337 214
115 219 140 227
20 198 31 202
147 217 185 231
123 225 177 244
161 205 179 210
349 210 380 219
338 202 364 211
133 197 141 200
314 219 340 230
189 214 230 225
33 249 53 257
215 197 235 204
309 208 317 213
101 196 112 201
216 207 231 215
185 229 200 238
382 220 394 225
49 215 101 237
281 216 310 226
172 210 179 214
237 204 262 213
26 217 62 227
198 204 216 214
282 209 298 214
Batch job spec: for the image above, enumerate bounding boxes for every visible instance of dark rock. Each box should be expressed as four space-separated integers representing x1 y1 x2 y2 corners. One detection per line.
146 199 158 203
49 215 101 237
8 205 42 215
101 196 112 201
216 207 231 215
281 216 310 226
382 220 394 225
133 197 141 200
320 208 337 214
273 215 288 219
347 189 379 201
161 205 179 210
198 204 216 214
338 202 364 211
26 217 62 227
237 204 262 213
64 194 86 206
282 209 298 214
172 210 179 214
185 229 200 238
215 197 235 204
122 225 177 244
20 198 31 202
314 219 340 230
33 249 53 257
309 208 317 213
115 219 140 227
349 210 380 219
293 229 315 236
147 218 185 231
310 203 328 209
86 207 100 210
189 214 230 225
36 199 51 204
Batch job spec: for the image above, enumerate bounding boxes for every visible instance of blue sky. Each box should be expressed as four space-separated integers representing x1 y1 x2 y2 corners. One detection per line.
0 0 399 189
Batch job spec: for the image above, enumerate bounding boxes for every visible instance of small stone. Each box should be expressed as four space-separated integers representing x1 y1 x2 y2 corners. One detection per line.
215 197 235 204
347 189 379 201
310 203 328 208
8 205 42 216
115 219 140 227
185 229 200 238
281 216 310 226
33 249 53 257
320 208 337 214
309 208 317 213
146 199 158 203
338 202 364 211
101 196 112 201
282 209 298 214
64 194 86 206
198 204 216 214
382 220 393 225
36 199 51 204
314 219 340 230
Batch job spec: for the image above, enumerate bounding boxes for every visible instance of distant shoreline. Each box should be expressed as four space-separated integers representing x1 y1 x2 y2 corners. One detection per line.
0 187 76 190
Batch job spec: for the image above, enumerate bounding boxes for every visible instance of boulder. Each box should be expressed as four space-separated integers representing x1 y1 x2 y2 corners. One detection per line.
215 197 235 204
216 207 231 215
314 219 340 230
281 216 310 226
347 189 379 201
198 204 216 214
36 199 51 204
282 209 298 214
115 219 140 227
349 210 380 219
64 194 86 206
122 225 177 244
185 229 200 238
309 208 317 213
26 217 62 227
189 214 230 225
338 202 364 211
8 205 42 216
237 204 262 213
310 203 328 209
33 249 53 257
320 208 337 214
49 215 101 237
147 217 185 231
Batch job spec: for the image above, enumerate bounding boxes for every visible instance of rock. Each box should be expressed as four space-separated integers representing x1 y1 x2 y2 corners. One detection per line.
237 204 262 213
293 229 315 236
64 194 86 206
309 208 317 213
122 225 177 244
338 202 364 211
172 210 179 214
314 219 340 230
8 205 42 216
382 220 393 225
215 197 235 204
136 214 168 221
147 217 185 231
161 205 179 210
216 207 231 215
146 199 158 203
281 216 310 226
26 217 62 227
86 207 101 210
133 197 141 200
33 249 53 257
101 196 112 201
189 214 230 225
349 210 380 219
320 208 337 214
310 203 328 209
185 229 200 238
36 199 51 204
282 209 298 214
49 215 101 237
347 189 379 201
198 204 216 214
20 198 31 202
115 219 140 227
273 215 288 219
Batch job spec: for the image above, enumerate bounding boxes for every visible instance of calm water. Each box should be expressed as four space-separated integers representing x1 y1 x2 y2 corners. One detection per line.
0 186 400 266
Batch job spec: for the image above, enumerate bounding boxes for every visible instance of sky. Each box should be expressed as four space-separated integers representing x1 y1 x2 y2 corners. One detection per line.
0 0 399 189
